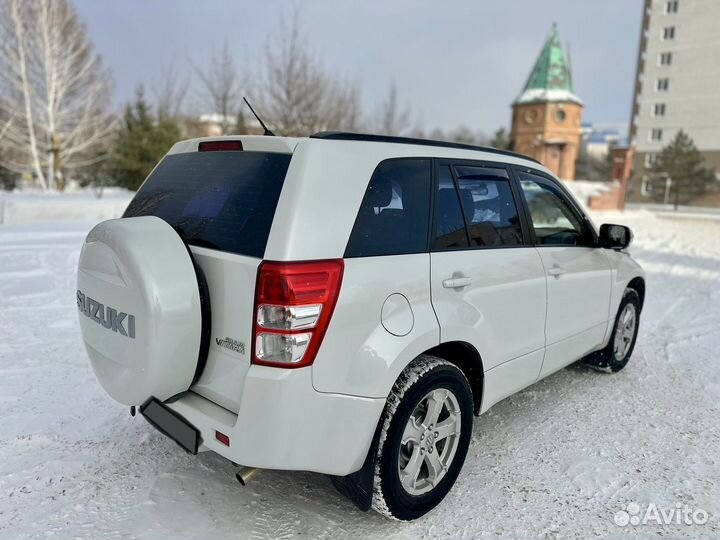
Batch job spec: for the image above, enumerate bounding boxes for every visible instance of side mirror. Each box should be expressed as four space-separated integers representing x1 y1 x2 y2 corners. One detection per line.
599 223 633 250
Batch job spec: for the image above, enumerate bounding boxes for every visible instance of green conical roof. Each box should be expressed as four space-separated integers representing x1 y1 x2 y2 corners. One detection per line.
515 24 582 105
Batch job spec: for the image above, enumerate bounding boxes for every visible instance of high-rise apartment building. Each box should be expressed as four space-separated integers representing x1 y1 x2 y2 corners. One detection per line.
628 0 720 201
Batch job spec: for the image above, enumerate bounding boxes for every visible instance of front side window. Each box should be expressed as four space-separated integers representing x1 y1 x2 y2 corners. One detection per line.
345 159 432 257
656 78 669 91
518 171 589 246
453 166 523 247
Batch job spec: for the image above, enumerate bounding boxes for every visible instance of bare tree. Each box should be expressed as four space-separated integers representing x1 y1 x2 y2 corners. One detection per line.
255 14 363 136
0 0 45 188
0 0 115 190
153 61 189 121
192 43 242 135
0 117 12 141
374 84 411 136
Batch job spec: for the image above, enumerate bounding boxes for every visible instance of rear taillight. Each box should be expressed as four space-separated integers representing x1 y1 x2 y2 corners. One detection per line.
252 260 344 368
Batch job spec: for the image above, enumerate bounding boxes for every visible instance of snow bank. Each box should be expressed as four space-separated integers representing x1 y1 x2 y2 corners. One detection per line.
562 179 611 208
0 190 133 225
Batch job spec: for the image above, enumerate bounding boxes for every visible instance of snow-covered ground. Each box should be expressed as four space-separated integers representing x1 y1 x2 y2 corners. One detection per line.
1 211 718 539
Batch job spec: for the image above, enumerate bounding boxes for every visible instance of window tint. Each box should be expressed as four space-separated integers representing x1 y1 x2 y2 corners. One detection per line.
454 166 523 247
345 159 431 257
433 165 469 250
123 151 290 258
518 171 589 246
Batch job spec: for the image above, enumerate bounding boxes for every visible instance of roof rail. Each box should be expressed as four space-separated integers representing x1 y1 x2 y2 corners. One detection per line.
309 131 541 164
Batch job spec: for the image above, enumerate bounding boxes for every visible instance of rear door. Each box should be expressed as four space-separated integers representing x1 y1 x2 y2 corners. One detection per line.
514 168 612 377
429 160 547 409
123 148 292 412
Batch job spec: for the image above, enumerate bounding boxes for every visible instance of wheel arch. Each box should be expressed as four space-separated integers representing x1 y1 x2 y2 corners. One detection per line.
627 276 646 311
332 341 485 511
425 341 484 415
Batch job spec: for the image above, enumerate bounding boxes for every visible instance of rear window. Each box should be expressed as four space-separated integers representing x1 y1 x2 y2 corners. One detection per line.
123 151 291 258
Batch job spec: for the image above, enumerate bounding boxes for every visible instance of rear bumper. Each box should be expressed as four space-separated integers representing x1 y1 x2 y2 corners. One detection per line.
165 366 386 476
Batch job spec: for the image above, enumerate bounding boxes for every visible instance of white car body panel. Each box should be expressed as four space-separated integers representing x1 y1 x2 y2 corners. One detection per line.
188 247 260 413
430 248 547 369
167 366 385 475
312 254 440 397
602 247 646 345
430 248 547 404
536 246 613 377
481 348 546 412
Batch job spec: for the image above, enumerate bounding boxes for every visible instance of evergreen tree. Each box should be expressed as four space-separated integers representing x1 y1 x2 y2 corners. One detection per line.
648 130 716 208
0 148 17 190
576 150 613 182
490 127 512 150
0 164 16 191
111 87 181 190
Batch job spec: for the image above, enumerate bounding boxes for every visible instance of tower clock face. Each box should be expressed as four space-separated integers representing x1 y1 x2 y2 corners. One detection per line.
524 109 538 123
555 109 567 122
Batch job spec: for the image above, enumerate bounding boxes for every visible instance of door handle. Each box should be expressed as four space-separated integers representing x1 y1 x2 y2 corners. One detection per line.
547 264 566 277
442 276 473 289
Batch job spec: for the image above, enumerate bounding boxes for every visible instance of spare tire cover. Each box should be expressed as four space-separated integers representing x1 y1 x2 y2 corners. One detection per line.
77 216 204 405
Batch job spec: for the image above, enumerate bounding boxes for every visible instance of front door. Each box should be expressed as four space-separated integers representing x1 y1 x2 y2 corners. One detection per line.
515 169 612 377
430 162 547 410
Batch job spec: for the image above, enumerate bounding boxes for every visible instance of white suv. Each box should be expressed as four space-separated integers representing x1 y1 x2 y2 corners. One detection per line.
77 133 645 520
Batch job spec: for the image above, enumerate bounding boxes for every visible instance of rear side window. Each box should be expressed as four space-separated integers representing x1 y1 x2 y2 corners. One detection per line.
434 165 469 249
345 159 432 258
123 151 291 258
454 166 523 247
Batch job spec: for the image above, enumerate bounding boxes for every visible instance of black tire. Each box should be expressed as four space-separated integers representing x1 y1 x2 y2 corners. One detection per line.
372 356 474 521
582 288 641 373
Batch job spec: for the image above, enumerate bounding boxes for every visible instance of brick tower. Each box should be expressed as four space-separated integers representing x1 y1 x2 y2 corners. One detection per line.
511 24 583 180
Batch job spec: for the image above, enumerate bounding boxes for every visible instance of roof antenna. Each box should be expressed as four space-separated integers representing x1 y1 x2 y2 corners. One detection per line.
243 97 275 136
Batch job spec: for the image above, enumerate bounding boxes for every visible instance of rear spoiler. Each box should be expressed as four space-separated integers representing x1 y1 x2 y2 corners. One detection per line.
167 136 299 155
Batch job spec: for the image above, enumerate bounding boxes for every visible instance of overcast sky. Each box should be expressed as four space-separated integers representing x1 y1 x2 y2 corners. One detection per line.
74 0 643 136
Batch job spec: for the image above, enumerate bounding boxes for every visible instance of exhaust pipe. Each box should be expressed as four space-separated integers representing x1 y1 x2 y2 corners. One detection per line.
236 466 262 486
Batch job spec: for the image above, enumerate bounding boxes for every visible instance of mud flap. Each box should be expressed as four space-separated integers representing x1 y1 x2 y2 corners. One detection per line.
330 417 383 512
